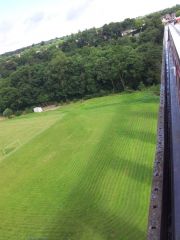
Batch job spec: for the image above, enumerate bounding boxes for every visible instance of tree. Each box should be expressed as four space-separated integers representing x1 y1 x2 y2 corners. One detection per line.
121 18 135 30
3 108 13 118
134 18 144 29
138 81 146 90
176 10 180 17
46 51 69 101
0 86 19 112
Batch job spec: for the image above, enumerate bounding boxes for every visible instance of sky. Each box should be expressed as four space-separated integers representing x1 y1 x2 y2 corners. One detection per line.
0 0 178 54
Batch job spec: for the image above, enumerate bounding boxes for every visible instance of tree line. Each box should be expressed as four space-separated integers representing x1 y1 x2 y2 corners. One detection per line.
0 5 179 114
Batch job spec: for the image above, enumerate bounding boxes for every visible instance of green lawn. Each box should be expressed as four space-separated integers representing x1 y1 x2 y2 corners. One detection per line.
0 91 158 240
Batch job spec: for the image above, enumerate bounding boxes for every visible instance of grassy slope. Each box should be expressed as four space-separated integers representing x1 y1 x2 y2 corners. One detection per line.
0 91 158 240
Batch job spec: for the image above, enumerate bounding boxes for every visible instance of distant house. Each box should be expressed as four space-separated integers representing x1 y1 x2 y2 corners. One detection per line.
161 13 176 24
33 107 43 113
16 53 21 58
122 29 134 36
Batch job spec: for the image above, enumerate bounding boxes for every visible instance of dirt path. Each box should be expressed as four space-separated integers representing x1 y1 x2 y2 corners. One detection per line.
43 105 60 112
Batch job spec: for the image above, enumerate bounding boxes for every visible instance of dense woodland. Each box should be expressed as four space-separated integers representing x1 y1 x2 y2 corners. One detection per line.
0 5 179 114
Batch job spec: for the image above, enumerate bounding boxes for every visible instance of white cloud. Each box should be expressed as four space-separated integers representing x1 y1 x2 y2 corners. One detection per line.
0 0 178 54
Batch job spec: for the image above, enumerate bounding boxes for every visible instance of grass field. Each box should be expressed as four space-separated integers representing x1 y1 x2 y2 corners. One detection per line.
0 91 159 240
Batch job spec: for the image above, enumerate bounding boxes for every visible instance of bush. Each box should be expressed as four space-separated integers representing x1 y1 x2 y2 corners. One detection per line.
138 82 146 91
148 84 160 96
24 107 33 114
14 110 23 116
99 89 110 96
3 108 13 118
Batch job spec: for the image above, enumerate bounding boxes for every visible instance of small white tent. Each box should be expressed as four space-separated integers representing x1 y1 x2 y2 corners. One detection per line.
33 107 43 113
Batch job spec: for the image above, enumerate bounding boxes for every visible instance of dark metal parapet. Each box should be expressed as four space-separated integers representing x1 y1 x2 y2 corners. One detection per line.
148 24 180 240
147 35 166 240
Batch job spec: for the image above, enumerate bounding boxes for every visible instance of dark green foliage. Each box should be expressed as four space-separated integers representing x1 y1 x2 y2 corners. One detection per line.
176 9 180 16
148 84 160 96
24 107 33 114
14 110 23 116
138 82 146 91
0 5 179 113
3 108 13 118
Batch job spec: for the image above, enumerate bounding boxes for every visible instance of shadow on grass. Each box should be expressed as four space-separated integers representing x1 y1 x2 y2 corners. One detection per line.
82 95 159 112
45 97 156 240
46 153 147 239
117 128 156 145
110 156 153 185
121 94 159 105
130 110 158 120
47 193 145 240
46 151 149 239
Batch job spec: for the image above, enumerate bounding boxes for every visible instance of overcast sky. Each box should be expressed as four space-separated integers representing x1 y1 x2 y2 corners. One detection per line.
0 0 178 54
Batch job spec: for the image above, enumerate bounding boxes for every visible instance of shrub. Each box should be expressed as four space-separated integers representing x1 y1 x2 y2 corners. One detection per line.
138 81 146 91
148 84 160 96
3 108 13 118
24 107 33 114
14 110 23 116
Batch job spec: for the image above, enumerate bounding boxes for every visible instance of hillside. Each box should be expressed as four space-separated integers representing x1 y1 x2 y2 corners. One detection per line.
0 5 179 114
0 91 158 239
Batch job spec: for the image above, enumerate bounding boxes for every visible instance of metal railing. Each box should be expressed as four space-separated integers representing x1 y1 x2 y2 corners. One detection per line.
148 24 180 240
